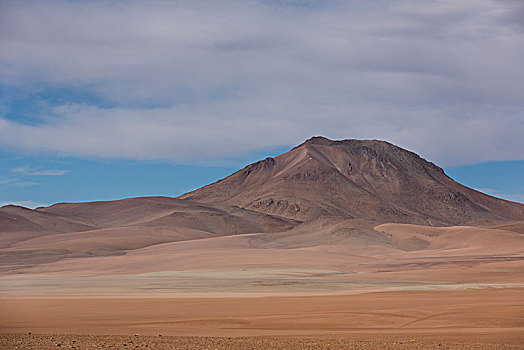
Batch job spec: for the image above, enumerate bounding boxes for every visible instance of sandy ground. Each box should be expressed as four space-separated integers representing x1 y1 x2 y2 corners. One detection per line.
1 289 523 347
1 224 523 348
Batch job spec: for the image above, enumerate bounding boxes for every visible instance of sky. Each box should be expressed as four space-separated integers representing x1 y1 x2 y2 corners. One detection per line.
0 0 523 207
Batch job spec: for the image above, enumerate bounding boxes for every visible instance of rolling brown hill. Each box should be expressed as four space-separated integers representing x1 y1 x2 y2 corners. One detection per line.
1 197 297 272
37 196 297 232
0 205 97 248
180 136 524 225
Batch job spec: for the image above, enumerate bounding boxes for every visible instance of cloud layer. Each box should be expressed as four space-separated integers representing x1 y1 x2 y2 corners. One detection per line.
12 166 69 176
0 200 49 209
1 0 523 166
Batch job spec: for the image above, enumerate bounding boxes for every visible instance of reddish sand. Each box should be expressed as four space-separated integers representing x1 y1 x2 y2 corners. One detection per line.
1 289 523 348
1 289 523 341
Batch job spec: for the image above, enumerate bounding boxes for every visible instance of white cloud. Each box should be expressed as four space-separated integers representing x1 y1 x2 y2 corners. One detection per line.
0 178 39 188
11 166 69 176
0 200 49 209
0 0 523 166
0 172 41 187
0 179 16 185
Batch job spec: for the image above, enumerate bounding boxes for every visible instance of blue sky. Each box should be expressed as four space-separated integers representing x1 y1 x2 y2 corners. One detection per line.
1 0 523 207
0 146 291 208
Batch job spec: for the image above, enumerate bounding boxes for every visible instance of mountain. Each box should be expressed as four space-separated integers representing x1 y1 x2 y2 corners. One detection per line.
1 137 523 278
180 137 524 225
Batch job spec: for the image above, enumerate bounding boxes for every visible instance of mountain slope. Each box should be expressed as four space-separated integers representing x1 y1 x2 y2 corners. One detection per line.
180 137 524 225
39 196 297 232
2 197 298 272
0 205 96 233
0 205 97 248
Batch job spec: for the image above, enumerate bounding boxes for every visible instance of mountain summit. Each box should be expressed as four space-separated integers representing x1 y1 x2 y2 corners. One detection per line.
180 137 523 225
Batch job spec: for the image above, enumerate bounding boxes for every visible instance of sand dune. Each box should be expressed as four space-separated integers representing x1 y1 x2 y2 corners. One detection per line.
376 223 524 252
490 220 524 234
2 223 522 298
248 217 388 248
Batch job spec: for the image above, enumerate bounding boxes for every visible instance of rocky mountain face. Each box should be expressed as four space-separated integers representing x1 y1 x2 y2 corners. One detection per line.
180 137 524 225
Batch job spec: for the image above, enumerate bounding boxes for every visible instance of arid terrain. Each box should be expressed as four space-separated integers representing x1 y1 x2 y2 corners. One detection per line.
1 138 523 348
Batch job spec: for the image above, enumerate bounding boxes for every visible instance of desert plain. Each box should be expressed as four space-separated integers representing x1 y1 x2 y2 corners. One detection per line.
2 221 523 349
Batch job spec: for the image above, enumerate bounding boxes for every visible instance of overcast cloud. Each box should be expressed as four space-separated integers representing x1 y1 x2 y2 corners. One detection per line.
0 0 523 166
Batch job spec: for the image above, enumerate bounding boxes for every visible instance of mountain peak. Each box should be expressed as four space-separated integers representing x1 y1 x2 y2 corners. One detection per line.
294 135 332 148
180 137 524 225
292 137 444 178
296 136 392 148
